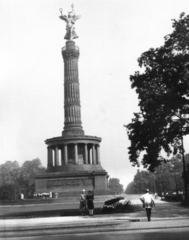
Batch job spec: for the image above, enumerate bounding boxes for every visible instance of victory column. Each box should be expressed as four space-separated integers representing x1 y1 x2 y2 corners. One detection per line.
35 5 109 197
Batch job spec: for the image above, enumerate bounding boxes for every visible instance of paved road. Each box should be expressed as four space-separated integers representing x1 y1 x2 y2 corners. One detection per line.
7 228 189 240
1 198 189 239
4 228 189 240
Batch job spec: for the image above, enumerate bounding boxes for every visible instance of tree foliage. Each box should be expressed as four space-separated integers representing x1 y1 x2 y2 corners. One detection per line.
0 159 46 200
109 178 124 194
126 13 189 170
125 154 189 195
19 158 46 198
0 161 21 200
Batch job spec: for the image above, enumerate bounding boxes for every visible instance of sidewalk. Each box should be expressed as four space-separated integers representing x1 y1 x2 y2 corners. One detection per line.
117 218 189 231
1 215 189 238
1 201 189 238
1 199 189 238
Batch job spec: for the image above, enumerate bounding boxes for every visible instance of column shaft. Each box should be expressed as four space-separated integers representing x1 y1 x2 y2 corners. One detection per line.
84 144 88 164
64 145 68 165
88 147 91 164
74 144 78 164
96 145 101 165
62 41 84 136
47 148 53 167
92 145 96 165
61 147 64 165
55 147 59 166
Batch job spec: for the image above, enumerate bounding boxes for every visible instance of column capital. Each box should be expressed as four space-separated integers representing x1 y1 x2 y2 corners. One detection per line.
62 51 79 60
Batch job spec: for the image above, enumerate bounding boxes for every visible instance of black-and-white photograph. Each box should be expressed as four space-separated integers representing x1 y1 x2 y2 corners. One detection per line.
1 0 189 239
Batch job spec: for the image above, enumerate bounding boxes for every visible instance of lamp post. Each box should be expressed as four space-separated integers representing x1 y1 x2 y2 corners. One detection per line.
180 134 188 202
153 172 156 194
173 133 187 202
170 155 179 194
173 116 188 203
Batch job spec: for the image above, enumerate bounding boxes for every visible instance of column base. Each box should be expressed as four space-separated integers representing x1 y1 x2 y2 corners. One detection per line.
62 126 85 137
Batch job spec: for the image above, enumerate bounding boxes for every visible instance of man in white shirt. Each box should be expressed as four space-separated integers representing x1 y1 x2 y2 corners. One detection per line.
139 189 155 221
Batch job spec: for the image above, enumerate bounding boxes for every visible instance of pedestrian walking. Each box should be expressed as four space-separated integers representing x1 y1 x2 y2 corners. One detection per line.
139 189 155 221
79 189 86 215
86 190 94 216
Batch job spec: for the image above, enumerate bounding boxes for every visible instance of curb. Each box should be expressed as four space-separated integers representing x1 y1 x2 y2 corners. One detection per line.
1 220 189 238
1 217 189 238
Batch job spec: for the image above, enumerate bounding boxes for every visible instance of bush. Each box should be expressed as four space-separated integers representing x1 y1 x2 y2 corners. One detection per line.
164 194 183 202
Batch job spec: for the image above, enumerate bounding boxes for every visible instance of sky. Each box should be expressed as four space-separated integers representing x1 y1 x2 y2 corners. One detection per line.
1 0 189 189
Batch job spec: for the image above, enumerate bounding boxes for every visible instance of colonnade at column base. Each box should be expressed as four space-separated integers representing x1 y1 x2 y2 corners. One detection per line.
41 135 110 197
45 135 102 168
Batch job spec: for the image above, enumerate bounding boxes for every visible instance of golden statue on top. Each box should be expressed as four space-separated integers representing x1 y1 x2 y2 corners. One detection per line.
59 4 81 40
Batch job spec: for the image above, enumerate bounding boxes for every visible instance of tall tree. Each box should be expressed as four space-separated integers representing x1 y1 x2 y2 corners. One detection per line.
126 13 189 171
125 181 136 194
109 178 124 195
20 158 46 198
125 155 189 196
0 161 21 200
0 159 46 200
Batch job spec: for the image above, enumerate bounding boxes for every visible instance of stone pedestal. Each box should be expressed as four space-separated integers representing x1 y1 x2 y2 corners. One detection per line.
35 171 109 197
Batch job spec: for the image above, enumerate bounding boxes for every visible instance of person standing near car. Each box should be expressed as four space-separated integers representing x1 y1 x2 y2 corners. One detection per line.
139 189 155 221
86 190 94 216
79 189 86 215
